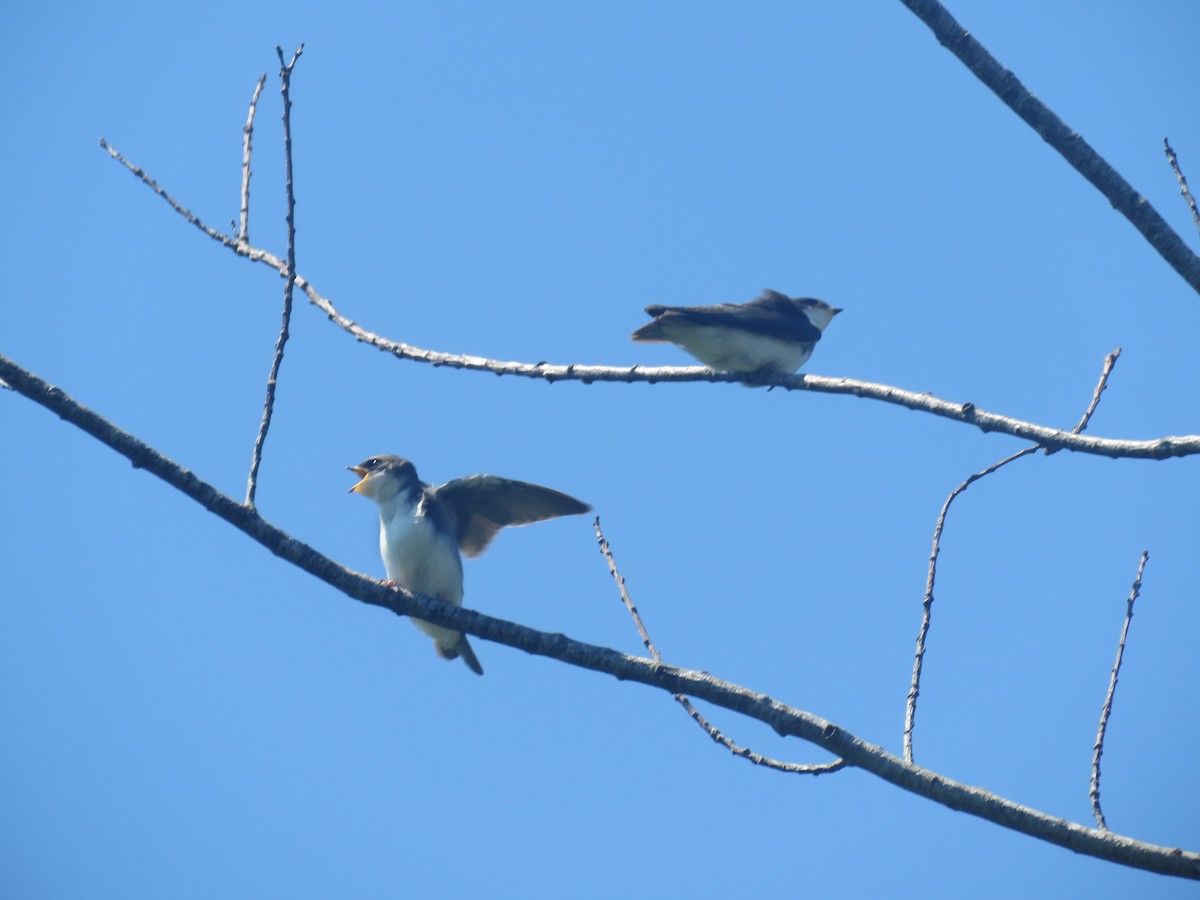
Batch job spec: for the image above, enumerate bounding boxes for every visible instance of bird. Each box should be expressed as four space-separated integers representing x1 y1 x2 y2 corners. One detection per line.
630 289 842 377
347 455 590 675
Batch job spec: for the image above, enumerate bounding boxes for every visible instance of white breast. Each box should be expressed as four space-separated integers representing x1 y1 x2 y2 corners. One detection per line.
670 322 816 373
378 507 465 607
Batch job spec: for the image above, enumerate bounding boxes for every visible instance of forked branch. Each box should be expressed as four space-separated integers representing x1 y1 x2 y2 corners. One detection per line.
244 45 303 507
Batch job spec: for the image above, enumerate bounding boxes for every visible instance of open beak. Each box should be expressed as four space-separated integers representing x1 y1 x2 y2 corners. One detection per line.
346 465 368 494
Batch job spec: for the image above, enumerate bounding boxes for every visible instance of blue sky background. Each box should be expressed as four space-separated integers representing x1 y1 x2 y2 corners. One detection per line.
3 2 1199 897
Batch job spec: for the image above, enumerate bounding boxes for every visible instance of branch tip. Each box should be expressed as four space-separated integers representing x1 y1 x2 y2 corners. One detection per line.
1090 551 1150 830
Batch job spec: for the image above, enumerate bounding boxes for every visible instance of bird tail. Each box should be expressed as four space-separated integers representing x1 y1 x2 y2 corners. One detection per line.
631 305 679 342
630 320 667 342
458 637 484 675
437 636 484 675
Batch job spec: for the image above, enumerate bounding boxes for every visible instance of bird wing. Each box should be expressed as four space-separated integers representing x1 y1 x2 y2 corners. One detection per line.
434 475 591 558
637 290 824 343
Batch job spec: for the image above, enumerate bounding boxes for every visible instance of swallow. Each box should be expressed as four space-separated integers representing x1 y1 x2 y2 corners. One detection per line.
348 455 590 675
630 289 842 376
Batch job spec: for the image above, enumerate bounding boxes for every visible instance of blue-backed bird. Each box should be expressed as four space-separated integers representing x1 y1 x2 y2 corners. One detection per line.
631 289 841 377
348 455 590 675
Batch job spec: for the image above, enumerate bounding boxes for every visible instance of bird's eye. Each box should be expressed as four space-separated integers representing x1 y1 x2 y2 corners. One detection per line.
368 458 379 467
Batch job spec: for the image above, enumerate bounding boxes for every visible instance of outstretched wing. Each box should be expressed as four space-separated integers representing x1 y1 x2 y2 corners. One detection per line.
435 475 591 558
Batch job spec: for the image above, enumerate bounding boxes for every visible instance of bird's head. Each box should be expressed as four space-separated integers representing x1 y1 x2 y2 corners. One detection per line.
791 297 842 332
347 455 419 501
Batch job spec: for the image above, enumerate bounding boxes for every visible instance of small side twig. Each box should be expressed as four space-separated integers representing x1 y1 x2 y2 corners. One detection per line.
904 349 1121 763
1090 551 1149 831
238 74 267 244
1164 139 1200 237
1051 348 1121 454
594 517 844 775
99 138 235 248
594 518 660 661
245 45 303 508
904 444 1034 763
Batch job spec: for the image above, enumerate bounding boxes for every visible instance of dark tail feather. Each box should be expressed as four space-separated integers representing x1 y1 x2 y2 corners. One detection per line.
437 636 484 675
458 637 484 675
632 305 682 342
630 320 667 342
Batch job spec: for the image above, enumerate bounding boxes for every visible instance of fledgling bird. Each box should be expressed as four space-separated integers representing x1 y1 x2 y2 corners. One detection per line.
630 289 842 377
348 455 590 675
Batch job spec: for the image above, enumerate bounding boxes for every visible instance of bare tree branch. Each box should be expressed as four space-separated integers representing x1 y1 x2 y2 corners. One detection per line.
93 140 1200 461
905 350 1122 762
237 74 266 244
594 518 845 776
1164 139 1200 237
1062 350 1121 433
100 138 233 246
898 0 1200 296
2 351 1197 880
904 444 1035 763
1091 551 1149 832
594 518 660 660
244 47 303 508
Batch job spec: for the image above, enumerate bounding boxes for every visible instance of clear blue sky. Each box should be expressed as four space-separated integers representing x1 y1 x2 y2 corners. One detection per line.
3 2 1198 897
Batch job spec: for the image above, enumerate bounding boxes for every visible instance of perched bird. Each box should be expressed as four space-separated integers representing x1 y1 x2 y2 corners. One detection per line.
347 455 590 675
630 289 842 376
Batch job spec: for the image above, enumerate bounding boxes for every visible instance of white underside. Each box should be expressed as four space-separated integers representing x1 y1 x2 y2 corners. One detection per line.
378 502 465 650
665 322 816 372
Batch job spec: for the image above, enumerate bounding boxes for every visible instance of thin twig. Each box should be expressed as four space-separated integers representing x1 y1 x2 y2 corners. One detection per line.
905 350 1122 762
2 352 1197 878
244 47 303 508
238 74 267 244
673 694 847 775
594 518 660 661
593 518 845 775
3 350 1197 880
1164 139 1200 237
100 138 236 247
1090 551 1149 831
1067 350 1121 436
904 445 1034 762
899 0 1200 296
